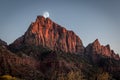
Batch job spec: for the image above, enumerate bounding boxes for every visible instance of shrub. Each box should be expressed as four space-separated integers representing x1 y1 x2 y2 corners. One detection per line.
0 75 21 80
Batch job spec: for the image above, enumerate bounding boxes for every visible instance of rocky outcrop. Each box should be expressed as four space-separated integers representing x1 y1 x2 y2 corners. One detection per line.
86 39 120 60
9 16 84 54
0 43 43 79
0 39 7 46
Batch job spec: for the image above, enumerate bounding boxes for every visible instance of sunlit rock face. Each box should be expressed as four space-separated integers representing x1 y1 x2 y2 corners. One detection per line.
10 16 84 54
86 39 120 60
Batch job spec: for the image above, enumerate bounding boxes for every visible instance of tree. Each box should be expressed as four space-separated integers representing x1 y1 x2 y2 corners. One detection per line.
67 70 85 80
97 72 111 80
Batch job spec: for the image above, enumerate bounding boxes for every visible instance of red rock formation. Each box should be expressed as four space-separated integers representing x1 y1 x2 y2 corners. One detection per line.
0 44 43 79
86 39 120 60
10 16 84 54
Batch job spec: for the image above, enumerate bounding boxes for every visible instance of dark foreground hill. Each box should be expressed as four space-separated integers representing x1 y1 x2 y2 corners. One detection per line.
0 16 120 80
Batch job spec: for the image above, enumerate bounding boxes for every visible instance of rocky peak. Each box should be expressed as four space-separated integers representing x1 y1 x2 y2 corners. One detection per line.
35 16 52 26
86 39 120 60
10 15 84 54
0 39 7 48
93 39 100 46
92 39 101 53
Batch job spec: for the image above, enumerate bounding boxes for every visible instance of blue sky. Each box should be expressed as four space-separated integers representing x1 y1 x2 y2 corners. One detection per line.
0 0 120 54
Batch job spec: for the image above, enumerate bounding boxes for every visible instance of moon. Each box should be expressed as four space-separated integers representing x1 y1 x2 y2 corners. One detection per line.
43 11 49 18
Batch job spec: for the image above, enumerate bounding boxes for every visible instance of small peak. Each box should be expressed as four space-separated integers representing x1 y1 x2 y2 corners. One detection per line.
92 39 101 47
36 15 52 23
35 15 47 26
93 39 100 44
95 39 99 42
36 15 45 20
105 44 110 50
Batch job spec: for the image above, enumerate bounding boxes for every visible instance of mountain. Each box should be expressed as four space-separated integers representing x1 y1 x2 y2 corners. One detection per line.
0 15 120 80
0 39 44 80
86 39 120 60
9 16 84 54
9 16 119 60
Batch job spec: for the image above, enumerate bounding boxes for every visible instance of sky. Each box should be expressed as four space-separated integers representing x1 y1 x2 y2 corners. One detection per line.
0 0 120 54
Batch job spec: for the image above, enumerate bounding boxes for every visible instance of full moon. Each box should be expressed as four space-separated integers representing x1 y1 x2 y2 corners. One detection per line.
43 12 49 18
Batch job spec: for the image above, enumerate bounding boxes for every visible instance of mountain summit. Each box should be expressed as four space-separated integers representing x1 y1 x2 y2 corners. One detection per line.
0 15 120 80
9 16 119 60
10 16 84 54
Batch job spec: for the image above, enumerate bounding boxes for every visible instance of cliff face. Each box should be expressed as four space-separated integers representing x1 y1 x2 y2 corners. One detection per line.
0 15 120 80
9 16 120 60
86 39 120 60
10 16 84 54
